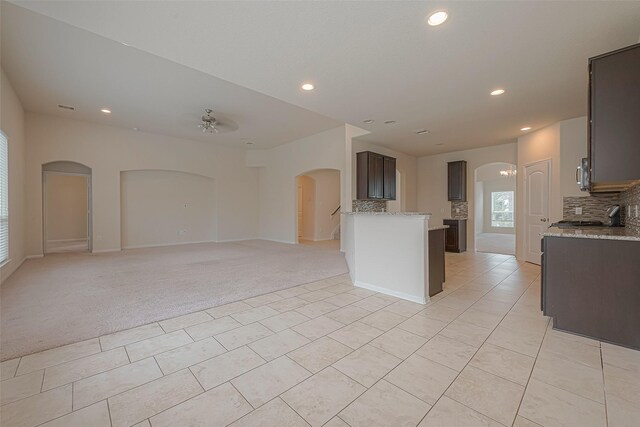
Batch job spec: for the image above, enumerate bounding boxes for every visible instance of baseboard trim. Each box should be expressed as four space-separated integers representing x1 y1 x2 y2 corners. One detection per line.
121 240 217 250
354 280 427 304
91 248 121 254
26 254 44 259
47 238 89 243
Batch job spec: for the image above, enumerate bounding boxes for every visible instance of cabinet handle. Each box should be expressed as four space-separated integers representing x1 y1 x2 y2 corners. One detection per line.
576 166 581 185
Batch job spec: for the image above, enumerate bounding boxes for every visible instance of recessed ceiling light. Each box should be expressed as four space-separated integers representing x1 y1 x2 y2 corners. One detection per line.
132 127 139 131
58 104 75 110
100 108 111 114
363 119 374 124
520 126 531 131
384 120 397 125
427 11 448 26
490 89 505 96
301 83 314 91
414 129 430 135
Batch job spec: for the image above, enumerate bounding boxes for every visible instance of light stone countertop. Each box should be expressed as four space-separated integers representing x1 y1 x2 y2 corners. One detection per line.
341 211 431 216
428 225 450 231
541 226 640 242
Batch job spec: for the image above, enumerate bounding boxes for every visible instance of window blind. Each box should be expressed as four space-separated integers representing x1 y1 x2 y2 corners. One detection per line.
0 131 8 264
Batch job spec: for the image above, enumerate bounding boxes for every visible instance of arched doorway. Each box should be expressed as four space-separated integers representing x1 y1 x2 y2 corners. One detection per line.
474 162 516 255
295 169 341 248
42 161 92 254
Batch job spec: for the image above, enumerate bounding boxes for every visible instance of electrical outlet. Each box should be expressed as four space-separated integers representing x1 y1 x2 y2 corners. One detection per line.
575 207 583 215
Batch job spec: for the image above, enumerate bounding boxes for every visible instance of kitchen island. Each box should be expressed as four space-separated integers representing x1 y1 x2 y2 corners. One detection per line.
342 212 446 304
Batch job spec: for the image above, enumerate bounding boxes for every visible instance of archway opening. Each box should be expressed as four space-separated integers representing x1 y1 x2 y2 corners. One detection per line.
295 169 341 249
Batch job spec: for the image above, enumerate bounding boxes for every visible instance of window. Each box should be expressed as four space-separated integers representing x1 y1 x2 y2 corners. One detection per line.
491 191 514 228
0 131 8 264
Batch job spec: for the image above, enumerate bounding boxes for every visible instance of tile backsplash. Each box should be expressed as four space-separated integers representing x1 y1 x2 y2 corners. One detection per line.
450 201 468 219
620 183 640 232
352 199 387 212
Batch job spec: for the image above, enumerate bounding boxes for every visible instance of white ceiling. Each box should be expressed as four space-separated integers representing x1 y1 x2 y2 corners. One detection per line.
6 1 640 156
0 2 341 149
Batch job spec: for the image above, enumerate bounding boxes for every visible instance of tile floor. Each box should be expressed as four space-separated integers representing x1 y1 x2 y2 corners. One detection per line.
1 251 639 426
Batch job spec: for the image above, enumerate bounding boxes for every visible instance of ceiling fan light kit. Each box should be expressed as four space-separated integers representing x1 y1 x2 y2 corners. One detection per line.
197 108 239 134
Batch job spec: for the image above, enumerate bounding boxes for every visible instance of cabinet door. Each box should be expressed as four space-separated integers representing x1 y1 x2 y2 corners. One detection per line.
445 225 458 251
383 156 396 200
590 44 640 184
448 161 467 201
368 153 384 199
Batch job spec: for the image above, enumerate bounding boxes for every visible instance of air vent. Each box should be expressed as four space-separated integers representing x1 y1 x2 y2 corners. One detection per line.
58 104 75 110
414 129 430 135
384 120 396 125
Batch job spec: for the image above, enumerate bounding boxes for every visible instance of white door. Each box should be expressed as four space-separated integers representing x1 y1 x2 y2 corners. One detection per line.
524 160 550 264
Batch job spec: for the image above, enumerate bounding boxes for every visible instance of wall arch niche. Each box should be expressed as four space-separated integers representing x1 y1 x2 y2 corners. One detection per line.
294 168 341 245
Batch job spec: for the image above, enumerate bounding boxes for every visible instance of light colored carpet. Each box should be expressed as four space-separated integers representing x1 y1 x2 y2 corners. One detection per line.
0 240 347 360
475 233 516 255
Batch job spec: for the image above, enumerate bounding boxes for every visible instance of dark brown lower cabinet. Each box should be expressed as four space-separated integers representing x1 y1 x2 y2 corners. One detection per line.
428 228 446 297
443 219 467 253
542 236 640 350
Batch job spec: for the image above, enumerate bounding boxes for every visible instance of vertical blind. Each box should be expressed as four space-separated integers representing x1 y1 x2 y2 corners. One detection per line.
0 131 8 264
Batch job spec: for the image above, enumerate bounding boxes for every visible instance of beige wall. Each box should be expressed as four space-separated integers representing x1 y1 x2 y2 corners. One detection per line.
297 175 316 241
45 174 88 241
305 169 340 241
121 170 217 248
0 69 26 283
25 112 259 254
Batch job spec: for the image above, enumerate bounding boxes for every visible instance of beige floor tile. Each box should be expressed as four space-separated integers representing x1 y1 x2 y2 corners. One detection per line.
302 280 335 292
0 358 20 381
458 308 505 330
486 325 544 357
292 316 345 341
154 337 227 374
184 316 243 341
540 333 602 369
369 327 427 359
415 334 478 371
132 419 151 427
417 304 464 323
323 293 363 308
125 330 193 362
17 338 101 375
230 397 309 427
499 312 549 335
386 353 458 404
347 288 377 298
288 337 353 374
323 284 355 295
158 311 212 333
282 367 365 427
601 343 640 383
604 374 640 407
359 310 406 331
231 356 311 408
469 343 535 386
0 369 44 406
397 315 448 338
353 296 393 312
329 322 384 350
267 297 309 313
73 357 162 409
206 301 253 318
531 352 605 403
244 292 284 308
339 380 431 427
440 320 493 348
513 416 543 427
40 401 111 427
324 305 371 325
215 323 274 350
418 396 503 427
437 295 478 311
333 344 401 387
274 286 311 299
0 383 71 427
298 289 336 303
150 382 252 427
259 311 310 332
295 301 340 318
446 365 524 426
383 300 426 317
249 329 310 361
325 417 350 427
190 346 265 390
472 299 514 316
232 306 281 325
43 347 129 391
606 394 640 427
108 369 202 427
519 378 606 427
545 325 600 347
100 323 164 351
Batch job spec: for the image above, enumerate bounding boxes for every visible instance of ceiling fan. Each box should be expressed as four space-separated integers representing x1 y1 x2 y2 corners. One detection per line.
197 109 238 134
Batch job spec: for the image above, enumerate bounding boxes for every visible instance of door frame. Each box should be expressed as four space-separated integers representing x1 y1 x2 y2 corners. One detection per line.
523 158 552 264
42 171 93 254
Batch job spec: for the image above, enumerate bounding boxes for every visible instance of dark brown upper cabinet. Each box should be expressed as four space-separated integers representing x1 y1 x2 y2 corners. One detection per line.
588 43 640 192
447 160 467 201
357 151 396 200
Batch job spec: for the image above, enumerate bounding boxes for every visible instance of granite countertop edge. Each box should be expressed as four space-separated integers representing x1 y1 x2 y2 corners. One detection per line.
541 226 640 242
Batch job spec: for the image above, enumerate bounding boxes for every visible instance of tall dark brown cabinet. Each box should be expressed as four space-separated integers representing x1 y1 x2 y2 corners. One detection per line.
357 151 396 200
447 161 467 201
588 43 640 192
443 219 466 253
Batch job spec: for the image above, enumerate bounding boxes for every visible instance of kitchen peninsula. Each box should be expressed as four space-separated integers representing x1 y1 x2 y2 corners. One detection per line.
342 212 446 304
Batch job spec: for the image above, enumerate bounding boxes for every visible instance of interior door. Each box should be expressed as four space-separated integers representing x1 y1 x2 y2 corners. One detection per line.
525 160 550 264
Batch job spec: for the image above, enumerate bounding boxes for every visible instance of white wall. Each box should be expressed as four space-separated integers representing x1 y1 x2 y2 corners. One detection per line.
0 69 26 283
297 175 315 241
305 169 340 240
120 170 217 248
45 174 88 241
25 112 259 254
560 116 588 198
417 143 518 253
474 181 484 237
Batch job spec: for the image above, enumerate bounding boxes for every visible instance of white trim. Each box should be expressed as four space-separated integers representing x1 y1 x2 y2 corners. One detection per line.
260 238 296 245
121 240 217 250
91 248 121 254
47 238 89 243
354 280 428 305
26 254 44 259
215 238 257 243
